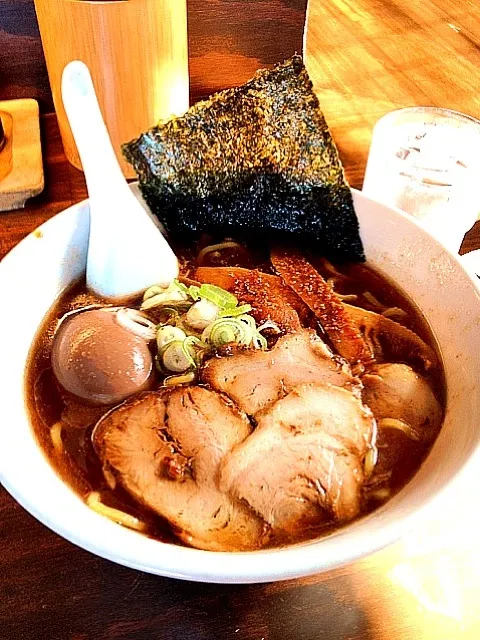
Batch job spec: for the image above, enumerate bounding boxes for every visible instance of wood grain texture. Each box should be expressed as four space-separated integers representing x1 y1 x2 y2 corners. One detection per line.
304 0 480 188
1 1 480 639
0 0 308 110
33 0 189 176
187 0 308 98
0 98 44 211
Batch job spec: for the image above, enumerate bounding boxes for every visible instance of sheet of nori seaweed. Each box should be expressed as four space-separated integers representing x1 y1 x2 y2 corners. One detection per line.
122 56 365 262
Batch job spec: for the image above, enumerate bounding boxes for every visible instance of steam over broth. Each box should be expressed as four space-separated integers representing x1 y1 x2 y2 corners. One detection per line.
26 244 445 550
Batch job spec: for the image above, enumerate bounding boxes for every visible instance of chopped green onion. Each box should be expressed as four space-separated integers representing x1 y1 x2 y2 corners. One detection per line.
148 279 273 372
155 307 180 327
183 335 208 367
173 279 189 295
257 320 281 334
156 325 187 351
197 284 238 310
203 315 257 347
184 335 208 349
141 294 168 310
140 281 189 310
203 319 245 347
238 314 257 328
185 299 220 329
252 333 268 350
180 339 197 369
162 340 192 373
219 304 252 318
143 285 166 301
141 292 185 310
188 285 200 301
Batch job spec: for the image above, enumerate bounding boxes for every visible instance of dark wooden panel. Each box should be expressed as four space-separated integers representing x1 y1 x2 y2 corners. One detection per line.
187 0 308 98
0 0 308 111
0 0 51 109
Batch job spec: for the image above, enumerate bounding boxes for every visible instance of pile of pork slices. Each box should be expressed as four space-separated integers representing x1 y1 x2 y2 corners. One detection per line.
92 250 442 551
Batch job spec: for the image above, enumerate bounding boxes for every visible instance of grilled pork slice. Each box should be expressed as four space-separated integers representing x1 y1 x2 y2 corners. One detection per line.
92 389 267 551
344 305 437 370
271 248 372 364
362 363 442 438
361 363 443 490
195 266 308 332
202 329 359 416
221 383 376 536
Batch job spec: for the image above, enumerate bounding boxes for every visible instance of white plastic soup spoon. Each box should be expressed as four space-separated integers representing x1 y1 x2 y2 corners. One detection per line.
61 60 178 301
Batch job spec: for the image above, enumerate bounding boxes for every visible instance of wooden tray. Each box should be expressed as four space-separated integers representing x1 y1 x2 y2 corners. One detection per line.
0 99 44 212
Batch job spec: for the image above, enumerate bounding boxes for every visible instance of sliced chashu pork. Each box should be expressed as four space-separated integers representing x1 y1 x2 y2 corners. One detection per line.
271 248 372 364
362 363 442 439
195 266 308 333
361 363 443 488
92 388 267 551
221 383 376 536
344 305 437 370
202 329 359 416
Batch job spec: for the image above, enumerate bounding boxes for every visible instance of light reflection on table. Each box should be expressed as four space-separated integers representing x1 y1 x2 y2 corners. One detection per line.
348 463 480 638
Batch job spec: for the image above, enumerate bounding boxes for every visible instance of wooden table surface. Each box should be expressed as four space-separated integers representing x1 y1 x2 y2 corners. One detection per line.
1 1 480 638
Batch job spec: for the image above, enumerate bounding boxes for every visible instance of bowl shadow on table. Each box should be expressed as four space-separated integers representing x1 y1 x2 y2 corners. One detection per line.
111 572 370 640
1 493 370 640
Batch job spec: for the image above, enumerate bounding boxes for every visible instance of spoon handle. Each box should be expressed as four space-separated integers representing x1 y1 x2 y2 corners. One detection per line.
61 60 126 200
61 60 179 299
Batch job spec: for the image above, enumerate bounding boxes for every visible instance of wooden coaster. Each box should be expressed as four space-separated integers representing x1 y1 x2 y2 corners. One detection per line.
0 99 44 212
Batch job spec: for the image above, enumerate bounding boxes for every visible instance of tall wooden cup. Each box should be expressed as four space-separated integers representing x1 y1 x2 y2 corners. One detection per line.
34 0 189 177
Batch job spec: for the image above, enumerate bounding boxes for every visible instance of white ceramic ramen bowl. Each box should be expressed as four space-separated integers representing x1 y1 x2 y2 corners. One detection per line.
1 188 480 584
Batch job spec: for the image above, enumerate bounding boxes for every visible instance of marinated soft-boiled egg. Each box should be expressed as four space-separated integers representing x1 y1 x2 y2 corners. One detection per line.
51 309 153 405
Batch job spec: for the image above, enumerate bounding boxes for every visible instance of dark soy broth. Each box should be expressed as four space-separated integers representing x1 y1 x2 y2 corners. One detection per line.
25 253 446 548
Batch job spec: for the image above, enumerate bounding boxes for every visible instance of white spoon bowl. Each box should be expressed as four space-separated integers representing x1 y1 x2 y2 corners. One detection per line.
61 60 178 300
0 188 480 583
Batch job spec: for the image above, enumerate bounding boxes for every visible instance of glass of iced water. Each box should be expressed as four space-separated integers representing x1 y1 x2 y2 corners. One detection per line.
363 107 480 253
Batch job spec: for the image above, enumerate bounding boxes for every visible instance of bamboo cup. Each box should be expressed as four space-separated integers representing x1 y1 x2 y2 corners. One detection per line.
34 0 189 177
